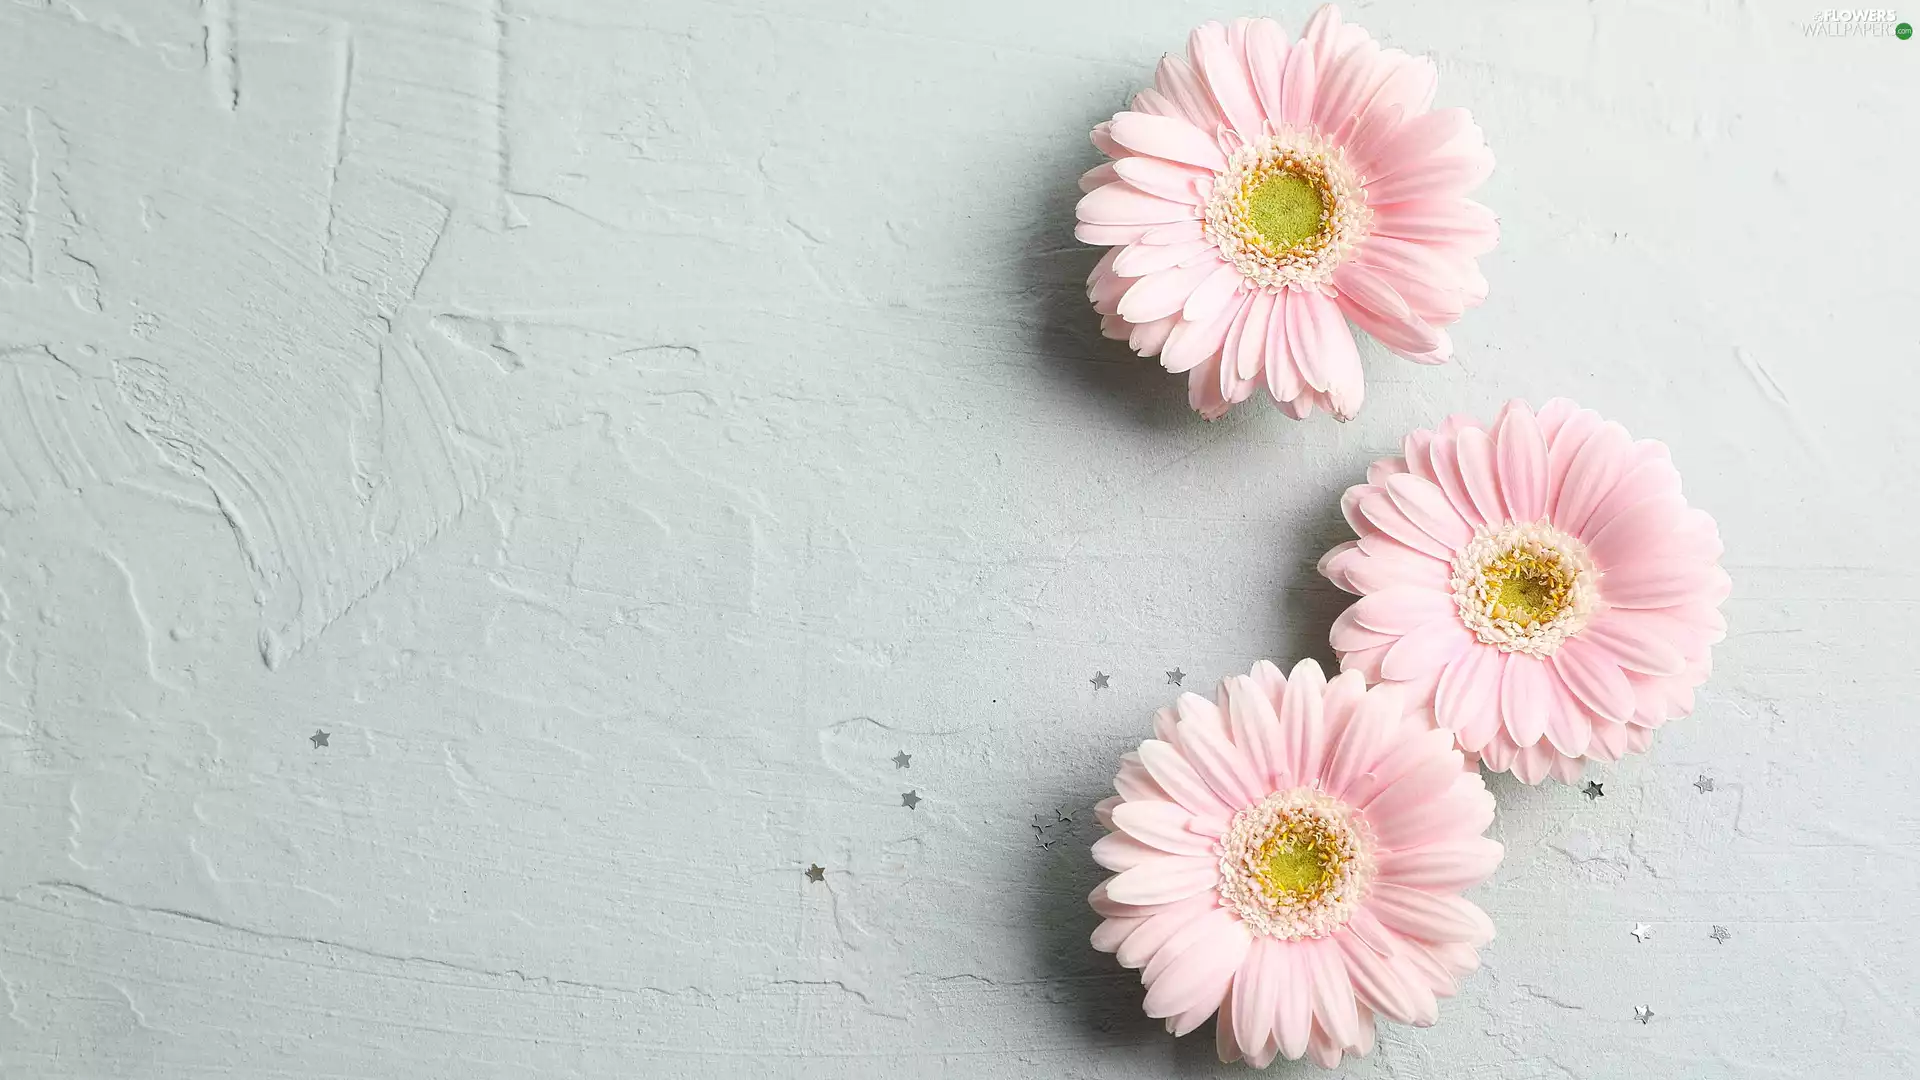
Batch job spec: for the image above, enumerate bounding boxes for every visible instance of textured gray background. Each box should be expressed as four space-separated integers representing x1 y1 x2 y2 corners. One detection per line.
1 0 1916 1077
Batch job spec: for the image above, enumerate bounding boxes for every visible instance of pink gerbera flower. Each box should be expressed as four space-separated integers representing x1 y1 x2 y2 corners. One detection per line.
1319 399 1731 784
1089 658 1500 1068
1078 7 1496 420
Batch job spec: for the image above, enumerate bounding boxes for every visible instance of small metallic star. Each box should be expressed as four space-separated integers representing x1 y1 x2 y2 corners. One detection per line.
1693 774 1715 793
892 750 912 769
1090 671 1110 690
1582 781 1604 801
804 864 825 883
310 730 330 748
1166 668 1186 686
1631 923 1653 943
1054 807 1074 824
901 791 921 810
1710 925 1730 944
1633 1004 1654 1025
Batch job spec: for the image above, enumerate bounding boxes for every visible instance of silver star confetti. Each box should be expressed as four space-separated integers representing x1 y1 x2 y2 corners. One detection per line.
1581 781 1604 800
1166 668 1186 686
1634 1005 1654 1024
1710 925 1731 944
804 864 825 883
1054 807 1074 824
1631 923 1652 943
1693 774 1715 793
901 791 921 810
892 750 912 769
310 730 330 748
1090 671 1110 690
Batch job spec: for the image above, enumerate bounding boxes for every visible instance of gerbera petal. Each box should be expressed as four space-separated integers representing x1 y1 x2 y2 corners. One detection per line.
1453 425 1507 523
1344 585 1455 636
1074 221 1153 246
1368 884 1495 945
1106 855 1222 906
1379 838 1504 891
1140 218 1206 245
1509 739 1556 784
1138 739 1234 818
1358 489 1456 559
1277 31 1317 128
1305 937 1363 1048
1585 495 1689 570
1311 37 1381 135
1079 161 1120 193
1115 756 1172 805
1372 197 1499 252
1110 238 1213 277
1602 561 1731 610
1115 892 1219 969
1499 656 1552 747
1117 259 1220 323
1579 611 1687 677
1364 149 1495 204
1093 831 1168 871
1336 931 1418 1025
1176 693 1266 807
1538 668 1593 758
1228 288 1278 380
1582 459 1685 541
1160 289 1244 373
1263 289 1305 403
1333 261 1413 324
1361 107 1471 180
1438 647 1504 753
1245 17 1291 125
1224 675 1284 791
1092 916 1148 953
1273 945 1313 1059
1379 618 1471 682
1233 937 1284 1057
1494 401 1549 521
1113 800 1217 856
1190 21 1265 139
1276 657 1327 788
1153 53 1224 131
1551 637 1635 724
1338 293 1448 359
1183 262 1246 323
1107 111 1229 171
1384 473 1473 549
1187 355 1231 420
1282 287 1350 395
1143 914 1250 1021
1110 155 1210 205
1319 684 1401 799
1143 903 1239 986
1339 544 1448 594
1077 182 1197 227
1554 421 1634 537
1215 983 1242 1059
1343 905 1399 958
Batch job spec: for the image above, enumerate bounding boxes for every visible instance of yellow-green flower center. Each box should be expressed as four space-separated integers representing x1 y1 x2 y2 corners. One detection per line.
1245 171 1327 250
1450 522 1599 658
1483 548 1578 627
1218 788 1376 940
1258 833 1336 896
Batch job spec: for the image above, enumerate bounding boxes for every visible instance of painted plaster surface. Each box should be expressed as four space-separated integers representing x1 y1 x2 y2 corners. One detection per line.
1 1 1916 1076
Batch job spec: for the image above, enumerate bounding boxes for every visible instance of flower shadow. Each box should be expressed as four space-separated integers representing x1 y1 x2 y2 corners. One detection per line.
1018 122 1200 435
1274 488 1359 677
